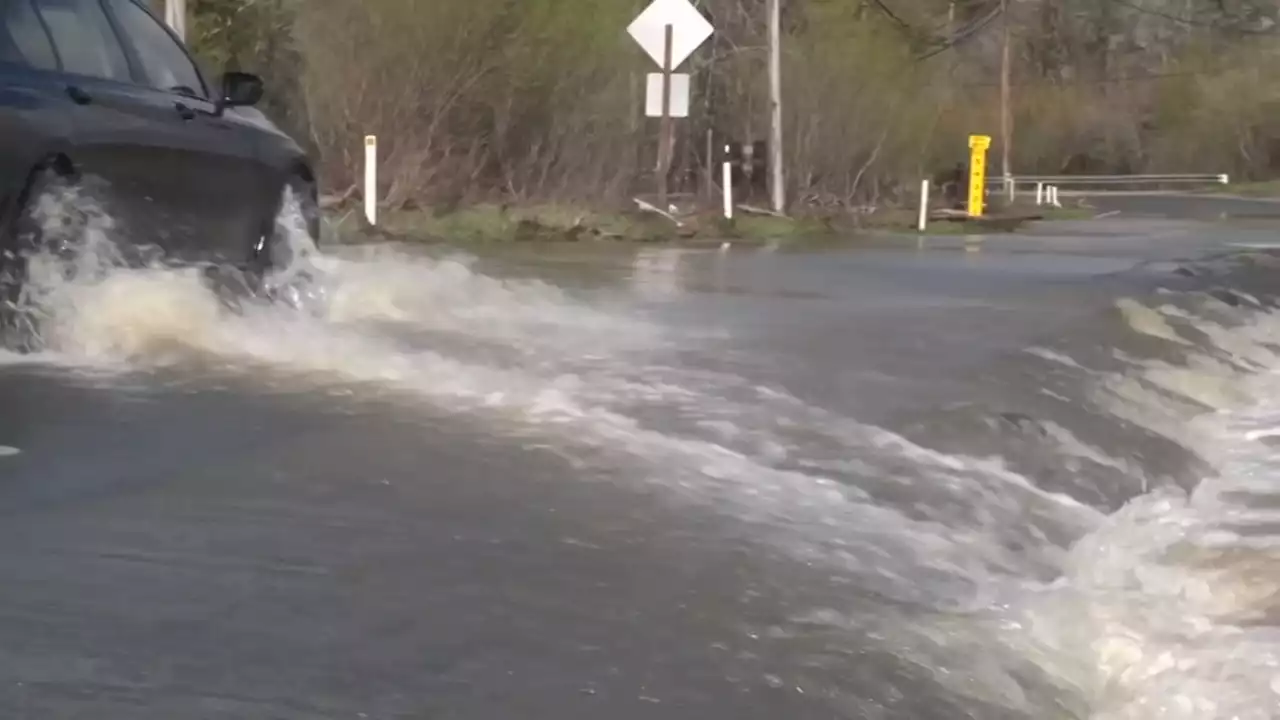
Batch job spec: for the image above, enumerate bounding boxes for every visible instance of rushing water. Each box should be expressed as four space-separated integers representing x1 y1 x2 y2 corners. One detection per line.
2 187 1279 718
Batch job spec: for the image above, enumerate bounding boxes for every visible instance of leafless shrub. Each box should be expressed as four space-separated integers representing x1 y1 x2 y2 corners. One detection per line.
181 0 1280 209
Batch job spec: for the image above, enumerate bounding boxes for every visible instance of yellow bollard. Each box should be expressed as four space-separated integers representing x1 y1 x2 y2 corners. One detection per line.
967 135 991 218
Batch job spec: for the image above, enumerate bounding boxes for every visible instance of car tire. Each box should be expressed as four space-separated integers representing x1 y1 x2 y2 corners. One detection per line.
203 174 323 311
241 174 313 279
262 174 321 269
0 165 75 348
240 174 322 306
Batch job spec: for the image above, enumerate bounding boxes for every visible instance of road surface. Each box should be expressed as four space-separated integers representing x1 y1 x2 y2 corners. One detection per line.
1 196 1278 718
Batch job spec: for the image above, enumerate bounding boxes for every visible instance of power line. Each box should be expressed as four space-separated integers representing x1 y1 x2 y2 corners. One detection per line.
888 0 1275 63
958 62 1268 88
860 0 1006 61
863 0 1275 70
866 0 911 29
1109 0 1276 34
914 2 1004 61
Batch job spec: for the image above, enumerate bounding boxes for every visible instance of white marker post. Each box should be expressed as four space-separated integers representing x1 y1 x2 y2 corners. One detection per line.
722 145 733 220
164 0 186 41
1035 182 1044 206
917 179 929 231
364 135 377 226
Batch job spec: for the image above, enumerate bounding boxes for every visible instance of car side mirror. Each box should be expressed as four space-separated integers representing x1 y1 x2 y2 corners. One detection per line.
218 71 264 110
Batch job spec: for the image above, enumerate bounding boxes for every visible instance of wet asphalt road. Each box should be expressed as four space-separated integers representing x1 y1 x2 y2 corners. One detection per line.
0 375 814 718
0 195 1276 718
1079 190 1280 221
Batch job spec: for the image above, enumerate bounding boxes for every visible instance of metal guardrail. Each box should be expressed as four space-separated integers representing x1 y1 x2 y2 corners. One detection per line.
985 173 1229 187
979 173 1230 205
915 172 1231 231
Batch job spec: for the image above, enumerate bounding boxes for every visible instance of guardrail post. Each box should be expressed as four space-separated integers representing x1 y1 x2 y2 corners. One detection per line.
364 135 377 226
722 147 734 220
917 179 929 232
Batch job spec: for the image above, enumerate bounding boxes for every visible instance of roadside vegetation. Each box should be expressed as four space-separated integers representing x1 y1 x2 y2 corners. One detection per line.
165 0 1280 243
1198 179 1280 198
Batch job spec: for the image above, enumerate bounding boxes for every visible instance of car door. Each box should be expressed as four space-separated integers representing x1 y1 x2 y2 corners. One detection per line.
102 0 273 265
29 0 178 259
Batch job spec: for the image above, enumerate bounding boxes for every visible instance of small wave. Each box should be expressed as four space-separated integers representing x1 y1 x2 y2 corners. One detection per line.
5 187 1280 717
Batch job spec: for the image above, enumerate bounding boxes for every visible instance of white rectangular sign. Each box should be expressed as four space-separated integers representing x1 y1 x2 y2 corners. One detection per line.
645 73 690 118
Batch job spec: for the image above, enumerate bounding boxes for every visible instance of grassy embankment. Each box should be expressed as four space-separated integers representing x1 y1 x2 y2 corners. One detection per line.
1197 180 1280 199
323 198 1096 246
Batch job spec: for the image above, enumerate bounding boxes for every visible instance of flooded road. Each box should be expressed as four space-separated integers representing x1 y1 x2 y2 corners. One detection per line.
2 194 1280 718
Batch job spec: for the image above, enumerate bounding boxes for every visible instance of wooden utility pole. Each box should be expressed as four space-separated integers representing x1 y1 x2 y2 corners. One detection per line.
164 0 186 41
999 0 1012 190
767 0 784 213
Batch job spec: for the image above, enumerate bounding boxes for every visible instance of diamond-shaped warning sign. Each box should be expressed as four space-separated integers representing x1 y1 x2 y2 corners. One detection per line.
627 0 714 71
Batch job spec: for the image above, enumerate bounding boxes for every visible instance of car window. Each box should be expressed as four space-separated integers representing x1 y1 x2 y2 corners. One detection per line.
108 0 204 98
34 0 130 81
1 0 58 70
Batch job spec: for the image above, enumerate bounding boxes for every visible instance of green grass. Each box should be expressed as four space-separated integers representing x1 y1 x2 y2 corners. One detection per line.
323 197 1108 246
1198 179 1280 198
328 202 846 246
863 202 1096 236
712 214 838 241
327 203 635 244
1045 205 1097 220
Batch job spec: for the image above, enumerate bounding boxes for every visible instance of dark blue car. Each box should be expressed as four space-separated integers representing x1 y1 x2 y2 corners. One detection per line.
0 0 320 303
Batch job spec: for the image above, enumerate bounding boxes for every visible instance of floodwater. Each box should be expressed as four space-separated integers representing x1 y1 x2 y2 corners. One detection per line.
1 188 1280 718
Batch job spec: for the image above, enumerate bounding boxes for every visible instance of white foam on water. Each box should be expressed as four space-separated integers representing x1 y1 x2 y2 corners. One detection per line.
0 189 1071 599
752 300 1280 718
6 188 1280 716
1042 420 1145 480
1 187 1114 618
1116 297 1192 346
313 245 660 352
992 300 1280 720
1025 345 1091 371
7 185 660 367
